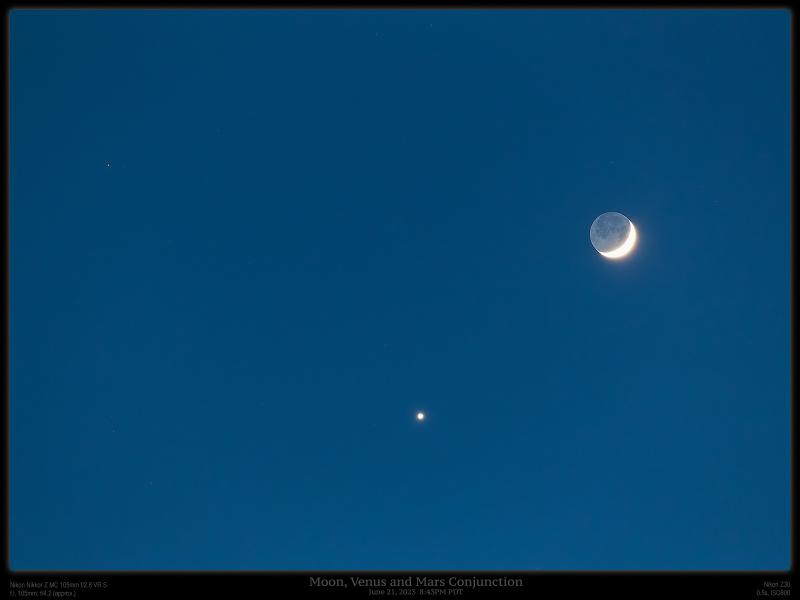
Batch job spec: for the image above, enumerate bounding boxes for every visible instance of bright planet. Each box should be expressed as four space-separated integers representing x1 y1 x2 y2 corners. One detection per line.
590 212 637 259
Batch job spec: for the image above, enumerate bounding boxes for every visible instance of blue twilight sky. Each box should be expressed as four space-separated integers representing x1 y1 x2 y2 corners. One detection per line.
10 10 790 570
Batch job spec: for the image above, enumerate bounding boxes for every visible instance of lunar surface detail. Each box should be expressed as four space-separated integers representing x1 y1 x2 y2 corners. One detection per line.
590 212 637 259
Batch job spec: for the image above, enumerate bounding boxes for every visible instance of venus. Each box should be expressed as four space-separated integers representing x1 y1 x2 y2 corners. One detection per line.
590 212 637 259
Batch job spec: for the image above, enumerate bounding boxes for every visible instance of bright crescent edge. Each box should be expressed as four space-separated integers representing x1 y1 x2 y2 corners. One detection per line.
599 222 637 259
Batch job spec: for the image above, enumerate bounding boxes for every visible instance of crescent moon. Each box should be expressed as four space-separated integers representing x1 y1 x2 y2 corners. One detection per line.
599 222 637 259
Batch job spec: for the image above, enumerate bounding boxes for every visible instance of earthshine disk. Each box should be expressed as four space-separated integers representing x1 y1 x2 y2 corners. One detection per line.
590 212 637 259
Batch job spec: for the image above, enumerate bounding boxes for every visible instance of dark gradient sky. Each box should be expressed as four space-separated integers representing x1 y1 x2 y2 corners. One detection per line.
10 10 790 570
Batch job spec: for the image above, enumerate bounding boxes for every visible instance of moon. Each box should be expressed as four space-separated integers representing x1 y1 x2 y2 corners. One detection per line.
416 412 425 421
590 212 637 259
